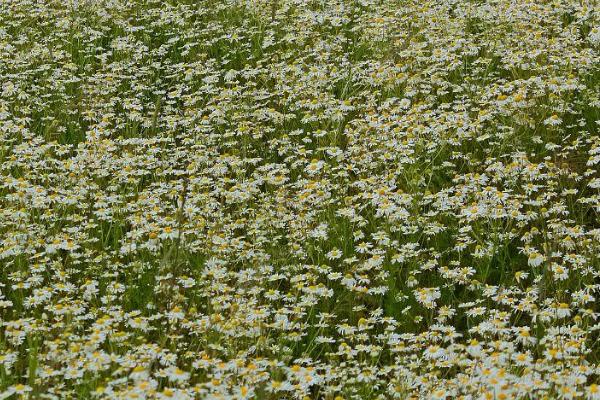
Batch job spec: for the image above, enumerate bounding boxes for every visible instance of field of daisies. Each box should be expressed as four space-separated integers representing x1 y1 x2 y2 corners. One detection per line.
1 0 600 399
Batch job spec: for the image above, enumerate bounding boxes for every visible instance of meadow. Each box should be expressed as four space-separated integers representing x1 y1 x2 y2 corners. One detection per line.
1 0 600 398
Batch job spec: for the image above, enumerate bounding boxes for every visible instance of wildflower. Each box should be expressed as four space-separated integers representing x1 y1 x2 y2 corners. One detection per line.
587 384 600 400
326 248 343 260
544 114 562 127
414 287 441 309
527 252 545 268
1 1 599 398
163 366 190 384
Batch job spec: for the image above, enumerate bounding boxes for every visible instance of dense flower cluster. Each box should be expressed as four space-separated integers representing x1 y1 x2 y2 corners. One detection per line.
1 0 600 398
